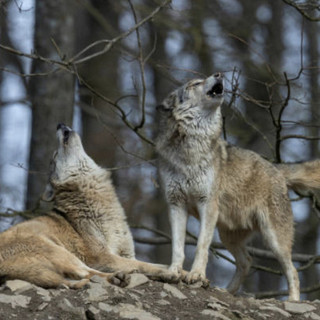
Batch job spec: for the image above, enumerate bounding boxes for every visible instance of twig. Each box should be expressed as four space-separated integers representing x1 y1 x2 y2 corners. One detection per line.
274 72 290 162
128 0 147 131
282 0 320 22
70 0 172 65
76 74 155 146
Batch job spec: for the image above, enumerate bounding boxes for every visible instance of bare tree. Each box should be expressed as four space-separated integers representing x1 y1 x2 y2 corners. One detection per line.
26 0 76 209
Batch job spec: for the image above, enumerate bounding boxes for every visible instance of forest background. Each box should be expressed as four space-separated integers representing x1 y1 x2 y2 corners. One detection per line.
0 0 320 300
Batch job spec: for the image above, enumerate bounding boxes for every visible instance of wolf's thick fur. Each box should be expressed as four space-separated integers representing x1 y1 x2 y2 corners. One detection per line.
155 74 315 301
0 124 174 288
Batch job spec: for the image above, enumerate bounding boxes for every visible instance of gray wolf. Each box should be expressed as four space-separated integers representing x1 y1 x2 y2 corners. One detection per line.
0 124 175 288
156 73 320 301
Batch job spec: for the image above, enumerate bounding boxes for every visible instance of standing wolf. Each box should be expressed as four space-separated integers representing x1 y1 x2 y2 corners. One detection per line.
0 124 174 288
156 73 320 301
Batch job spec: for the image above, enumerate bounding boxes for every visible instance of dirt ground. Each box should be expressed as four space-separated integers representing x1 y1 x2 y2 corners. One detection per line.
0 275 319 320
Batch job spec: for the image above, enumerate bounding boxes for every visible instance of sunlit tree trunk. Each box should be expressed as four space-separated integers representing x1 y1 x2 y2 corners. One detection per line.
26 0 75 209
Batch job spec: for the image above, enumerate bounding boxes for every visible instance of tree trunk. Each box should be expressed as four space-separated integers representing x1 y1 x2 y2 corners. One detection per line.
299 18 320 300
26 0 75 209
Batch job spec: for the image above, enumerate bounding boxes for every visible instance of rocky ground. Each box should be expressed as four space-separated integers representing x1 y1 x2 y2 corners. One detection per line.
0 275 320 320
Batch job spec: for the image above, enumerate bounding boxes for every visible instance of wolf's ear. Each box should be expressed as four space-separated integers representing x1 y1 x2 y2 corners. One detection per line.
41 183 56 202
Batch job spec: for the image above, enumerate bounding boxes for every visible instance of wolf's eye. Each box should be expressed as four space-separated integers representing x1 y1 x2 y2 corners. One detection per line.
192 81 202 87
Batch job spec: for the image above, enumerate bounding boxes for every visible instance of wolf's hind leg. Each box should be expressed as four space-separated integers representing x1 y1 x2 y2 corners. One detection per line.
95 253 180 283
218 228 252 294
260 218 300 301
47 243 130 287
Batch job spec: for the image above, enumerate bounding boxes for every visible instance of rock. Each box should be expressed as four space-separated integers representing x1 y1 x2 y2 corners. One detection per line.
85 282 109 302
118 303 160 320
284 301 316 314
156 299 170 305
5 280 33 294
86 305 101 320
58 298 86 320
201 309 231 320
88 305 100 315
259 306 291 318
0 294 31 308
98 302 113 312
49 289 62 297
160 291 168 298
207 296 229 308
35 287 51 302
126 273 149 289
207 302 225 311
163 283 187 300
37 302 49 311
305 312 320 320
128 292 140 301
187 282 203 289
99 302 160 320
90 275 110 286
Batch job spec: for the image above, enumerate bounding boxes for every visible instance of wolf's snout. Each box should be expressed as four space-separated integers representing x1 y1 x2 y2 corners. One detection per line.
57 123 65 131
57 123 73 143
214 72 223 79
57 123 72 132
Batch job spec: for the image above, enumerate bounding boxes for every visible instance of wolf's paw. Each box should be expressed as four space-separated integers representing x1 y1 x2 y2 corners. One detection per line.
159 270 181 283
109 272 131 288
168 264 183 275
148 270 181 283
183 271 209 288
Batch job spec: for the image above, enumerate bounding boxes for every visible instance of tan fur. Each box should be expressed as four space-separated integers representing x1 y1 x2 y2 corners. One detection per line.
156 74 300 300
277 161 320 208
0 124 175 288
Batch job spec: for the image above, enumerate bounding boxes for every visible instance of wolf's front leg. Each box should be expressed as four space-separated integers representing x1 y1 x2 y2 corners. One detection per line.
168 204 188 277
184 200 218 286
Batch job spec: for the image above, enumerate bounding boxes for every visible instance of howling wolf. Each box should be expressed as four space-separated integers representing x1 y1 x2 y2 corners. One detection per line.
156 73 320 301
0 124 175 288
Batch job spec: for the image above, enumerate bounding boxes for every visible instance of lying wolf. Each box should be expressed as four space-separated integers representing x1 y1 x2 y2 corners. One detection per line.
0 124 174 288
156 73 320 301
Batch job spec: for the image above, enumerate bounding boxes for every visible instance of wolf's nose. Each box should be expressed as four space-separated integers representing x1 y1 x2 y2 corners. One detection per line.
57 123 65 131
214 72 223 79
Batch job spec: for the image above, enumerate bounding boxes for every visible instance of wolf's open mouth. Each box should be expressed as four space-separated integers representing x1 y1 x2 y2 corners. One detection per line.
207 82 224 97
57 123 72 144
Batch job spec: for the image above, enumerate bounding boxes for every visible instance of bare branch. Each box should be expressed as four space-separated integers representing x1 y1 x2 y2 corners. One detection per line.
128 0 147 130
282 0 320 21
255 283 320 299
280 134 320 141
274 72 291 162
70 0 171 65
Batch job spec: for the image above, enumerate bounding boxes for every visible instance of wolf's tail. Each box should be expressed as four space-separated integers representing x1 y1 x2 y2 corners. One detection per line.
276 160 320 209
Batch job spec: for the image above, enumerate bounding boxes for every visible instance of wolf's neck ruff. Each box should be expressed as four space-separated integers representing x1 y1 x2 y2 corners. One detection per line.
157 104 223 171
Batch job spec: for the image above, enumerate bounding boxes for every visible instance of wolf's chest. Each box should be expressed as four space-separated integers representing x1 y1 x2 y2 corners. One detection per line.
161 162 215 203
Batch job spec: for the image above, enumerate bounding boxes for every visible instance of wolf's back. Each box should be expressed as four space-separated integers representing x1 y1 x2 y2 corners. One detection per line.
276 160 320 208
